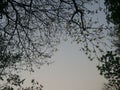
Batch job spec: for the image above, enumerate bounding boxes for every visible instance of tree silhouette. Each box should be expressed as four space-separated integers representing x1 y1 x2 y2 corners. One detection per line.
102 83 118 90
97 0 120 90
0 74 43 90
0 0 109 78
97 51 120 90
104 0 120 27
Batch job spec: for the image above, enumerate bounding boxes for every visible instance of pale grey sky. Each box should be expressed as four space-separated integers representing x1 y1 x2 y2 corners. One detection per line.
22 40 107 90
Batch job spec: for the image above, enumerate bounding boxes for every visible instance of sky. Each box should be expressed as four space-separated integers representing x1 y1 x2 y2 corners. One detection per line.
22 40 107 90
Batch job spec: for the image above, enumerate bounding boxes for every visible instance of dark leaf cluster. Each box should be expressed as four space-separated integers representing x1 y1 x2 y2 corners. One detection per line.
0 74 43 90
97 51 120 89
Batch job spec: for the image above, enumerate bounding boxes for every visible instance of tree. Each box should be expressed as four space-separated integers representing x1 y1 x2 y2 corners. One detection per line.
0 0 109 78
104 0 120 27
102 83 118 90
97 51 120 90
97 0 120 90
104 0 120 50
0 74 43 90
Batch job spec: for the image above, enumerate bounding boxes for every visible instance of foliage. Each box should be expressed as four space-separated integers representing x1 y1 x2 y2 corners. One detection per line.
0 0 116 89
104 0 120 26
0 74 43 90
0 0 109 78
102 83 118 90
104 0 120 52
99 0 120 89
104 0 120 51
97 51 120 90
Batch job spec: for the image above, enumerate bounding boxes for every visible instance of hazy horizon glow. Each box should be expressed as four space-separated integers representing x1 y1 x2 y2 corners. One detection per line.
21 40 107 90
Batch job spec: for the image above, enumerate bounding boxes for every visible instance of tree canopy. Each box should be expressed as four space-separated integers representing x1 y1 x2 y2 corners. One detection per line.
97 0 120 90
104 0 120 26
0 74 43 90
97 51 120 90
0 0 109 79
0 1 117 90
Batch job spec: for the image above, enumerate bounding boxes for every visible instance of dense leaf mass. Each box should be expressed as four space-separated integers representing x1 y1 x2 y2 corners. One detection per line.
0 74 43 90
97 0 120 90
97 51 120 90
105 0 120 25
